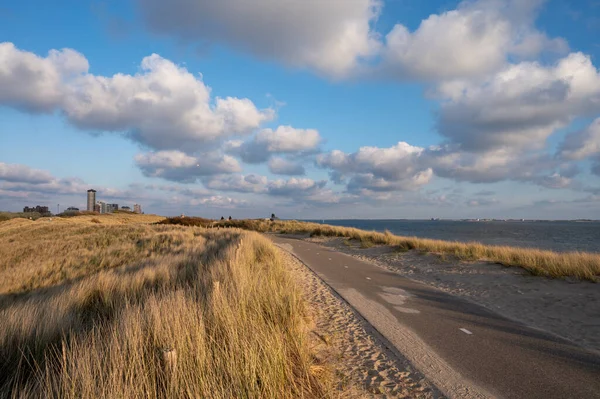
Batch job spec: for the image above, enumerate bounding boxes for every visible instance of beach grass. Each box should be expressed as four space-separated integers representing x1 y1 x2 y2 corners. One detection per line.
0 215 325 397
216 219 600 281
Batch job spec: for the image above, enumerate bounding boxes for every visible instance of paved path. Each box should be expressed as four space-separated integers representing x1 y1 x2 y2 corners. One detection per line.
271 235 600 399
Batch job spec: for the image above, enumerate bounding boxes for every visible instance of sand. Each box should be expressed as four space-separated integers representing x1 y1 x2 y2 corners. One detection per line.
306 236 600 355
277 247 439 398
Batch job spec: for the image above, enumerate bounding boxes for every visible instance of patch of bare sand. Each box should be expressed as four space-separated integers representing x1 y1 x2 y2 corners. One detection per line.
308 236 600 355
276 247 440 398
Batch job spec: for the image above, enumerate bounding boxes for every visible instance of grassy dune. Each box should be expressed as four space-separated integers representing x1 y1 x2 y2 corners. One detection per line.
217 219 600 281
0 216 325 397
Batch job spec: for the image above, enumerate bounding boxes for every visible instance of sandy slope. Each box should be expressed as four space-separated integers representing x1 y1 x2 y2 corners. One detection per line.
308 236 600 355
277 247 440 398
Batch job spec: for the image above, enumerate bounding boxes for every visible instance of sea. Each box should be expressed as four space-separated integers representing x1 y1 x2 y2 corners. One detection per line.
304 219 600 253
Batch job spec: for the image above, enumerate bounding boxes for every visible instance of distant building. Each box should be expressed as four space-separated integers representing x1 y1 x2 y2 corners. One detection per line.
109 204 119 213
66 207 79 212
93 204 100 213
121 206 131 211
134 204 142 214
97 201 109 214
23 205 49 214
87 189 97 211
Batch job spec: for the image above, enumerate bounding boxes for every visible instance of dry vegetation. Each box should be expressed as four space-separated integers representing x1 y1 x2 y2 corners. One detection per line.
217 219 600 281
0 215 325 397
156 216 216 228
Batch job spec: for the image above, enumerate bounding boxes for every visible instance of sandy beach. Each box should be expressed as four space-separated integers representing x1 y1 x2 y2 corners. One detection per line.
303 236 600 355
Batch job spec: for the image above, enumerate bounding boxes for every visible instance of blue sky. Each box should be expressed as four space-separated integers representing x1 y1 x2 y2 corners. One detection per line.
1 0 600 219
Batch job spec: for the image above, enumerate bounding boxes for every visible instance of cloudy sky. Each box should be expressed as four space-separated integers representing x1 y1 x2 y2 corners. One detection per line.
1 0 600 219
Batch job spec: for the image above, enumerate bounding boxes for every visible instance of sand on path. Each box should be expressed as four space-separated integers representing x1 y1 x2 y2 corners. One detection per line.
277 246 441 398
307 236 600 355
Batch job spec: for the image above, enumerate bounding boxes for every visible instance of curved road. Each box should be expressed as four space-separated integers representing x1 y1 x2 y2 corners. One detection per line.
271 235 600 399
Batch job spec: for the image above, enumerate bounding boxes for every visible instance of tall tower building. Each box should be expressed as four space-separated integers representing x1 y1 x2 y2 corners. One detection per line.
134 204 142 214
87 189 96 211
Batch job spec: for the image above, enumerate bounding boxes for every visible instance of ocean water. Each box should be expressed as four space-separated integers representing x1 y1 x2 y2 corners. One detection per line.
306 220 600 253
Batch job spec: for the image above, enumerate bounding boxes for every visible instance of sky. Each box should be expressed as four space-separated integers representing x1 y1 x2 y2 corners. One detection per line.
1 0 600 219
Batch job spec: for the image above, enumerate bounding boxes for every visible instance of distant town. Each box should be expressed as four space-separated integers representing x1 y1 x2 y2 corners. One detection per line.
22 189 142 216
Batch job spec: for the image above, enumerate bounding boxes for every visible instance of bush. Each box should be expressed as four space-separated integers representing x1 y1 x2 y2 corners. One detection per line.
156 216 215 228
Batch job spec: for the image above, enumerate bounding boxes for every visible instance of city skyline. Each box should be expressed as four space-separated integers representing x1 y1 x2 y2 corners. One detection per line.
1 0 600 219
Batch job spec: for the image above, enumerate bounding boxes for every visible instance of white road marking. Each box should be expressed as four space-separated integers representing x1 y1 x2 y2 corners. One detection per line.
316 252 320 255
328 258 332 260
344 266 349 268
366 277 371 280
459 328 473 335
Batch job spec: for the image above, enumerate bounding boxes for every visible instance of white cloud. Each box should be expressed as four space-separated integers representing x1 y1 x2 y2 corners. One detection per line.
63 54 273 151
191 195 247 208
202 174 268 193
134 0 567 82
268 157 305 176
559 117 600 161
0 162 139 202
535 173 573 189
382 0 567 80
316 142 433 192
0 42 88 112
136 0 381 78
265 177 340 204
227 125 321 163
425 146 557 183
200 174 339 203
435 52 600 152
0 43 273 152
135 150 241 182
0 162 54 184
267 178 326 196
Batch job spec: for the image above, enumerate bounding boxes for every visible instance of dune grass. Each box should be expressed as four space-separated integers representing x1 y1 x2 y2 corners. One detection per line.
216 219 600 281
0 216 325 397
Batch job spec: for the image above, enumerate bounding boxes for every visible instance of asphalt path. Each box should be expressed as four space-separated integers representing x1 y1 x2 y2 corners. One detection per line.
271 235 600 399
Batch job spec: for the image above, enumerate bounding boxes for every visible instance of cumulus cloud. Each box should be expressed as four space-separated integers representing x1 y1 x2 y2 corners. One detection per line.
201 174 339 203
135 150 241 183
558 117 600 161
136 0 381 78
191 195 247 208
267 177 341 204
382 0 567 80
435 52 600 152
425 146 553 183
268 157 305 176
63 54 273 151
0 162 54 184
226 125 321 164
424 145 582 190
135 0 566 82
267 178 326 196
0 162 138 202
0 43 273 152
202 174 268 193
0 42 88 112
316 142 433 193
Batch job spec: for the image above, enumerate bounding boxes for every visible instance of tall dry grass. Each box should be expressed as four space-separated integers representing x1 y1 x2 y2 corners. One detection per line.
217 219 600 281
0 216 325 397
